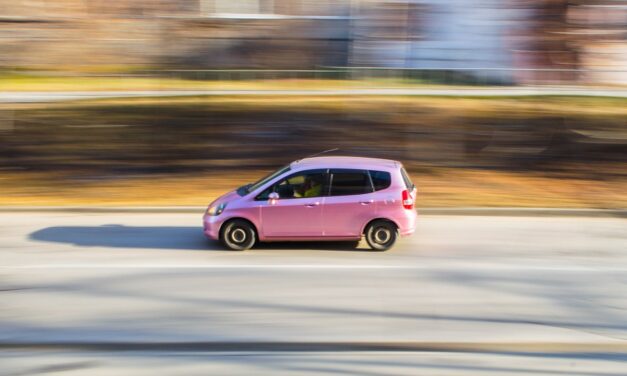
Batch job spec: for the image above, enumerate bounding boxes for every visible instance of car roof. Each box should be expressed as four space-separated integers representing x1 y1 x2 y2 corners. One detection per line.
291 156 399 171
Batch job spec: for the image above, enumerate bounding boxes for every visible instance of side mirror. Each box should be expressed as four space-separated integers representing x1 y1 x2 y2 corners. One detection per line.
268 192 279 203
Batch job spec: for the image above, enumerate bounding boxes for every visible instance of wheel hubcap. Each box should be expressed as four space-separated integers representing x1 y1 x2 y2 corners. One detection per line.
231 228 247 243
374 228 391 244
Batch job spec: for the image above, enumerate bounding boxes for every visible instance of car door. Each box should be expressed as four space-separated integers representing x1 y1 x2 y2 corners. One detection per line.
322 169 375 237
257 169 328 238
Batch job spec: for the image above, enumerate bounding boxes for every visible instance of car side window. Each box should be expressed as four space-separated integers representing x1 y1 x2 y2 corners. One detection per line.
369 170 391 191
256 170 328 200
329 169 373 196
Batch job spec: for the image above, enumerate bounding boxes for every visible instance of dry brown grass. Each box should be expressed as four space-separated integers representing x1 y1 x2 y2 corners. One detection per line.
8 95 625 117
2 169 625 208
0 76 465 92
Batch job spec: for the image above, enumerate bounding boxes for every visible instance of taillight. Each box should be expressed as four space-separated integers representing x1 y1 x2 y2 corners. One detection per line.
402 189 414 210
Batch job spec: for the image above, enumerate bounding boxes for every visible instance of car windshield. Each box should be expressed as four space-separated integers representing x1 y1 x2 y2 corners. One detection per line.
238 165 291 196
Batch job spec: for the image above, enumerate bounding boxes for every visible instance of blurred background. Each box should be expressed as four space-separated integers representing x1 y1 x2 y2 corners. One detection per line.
0 0 625 207
1 3 627 374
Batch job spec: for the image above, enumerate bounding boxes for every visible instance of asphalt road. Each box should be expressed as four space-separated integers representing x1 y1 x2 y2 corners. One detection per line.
1 212 626 375
1 87 627 103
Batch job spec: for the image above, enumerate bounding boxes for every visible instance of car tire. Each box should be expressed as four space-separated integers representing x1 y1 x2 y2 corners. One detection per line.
365 220 398 251
220 219 256 251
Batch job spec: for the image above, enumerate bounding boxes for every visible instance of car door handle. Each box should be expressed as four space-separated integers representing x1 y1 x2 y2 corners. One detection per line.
360 200 374 205
305 202 320 207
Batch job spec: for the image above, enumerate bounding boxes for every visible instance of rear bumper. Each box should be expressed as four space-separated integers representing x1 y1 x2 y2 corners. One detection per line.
398 209 417 237
400 226 415 237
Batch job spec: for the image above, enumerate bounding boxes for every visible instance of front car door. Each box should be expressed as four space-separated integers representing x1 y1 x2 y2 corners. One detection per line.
322 169 375 238
257 169 328 239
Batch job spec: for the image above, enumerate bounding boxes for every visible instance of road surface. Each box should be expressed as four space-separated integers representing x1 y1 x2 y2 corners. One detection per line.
1 87 627 103
1 211 626 375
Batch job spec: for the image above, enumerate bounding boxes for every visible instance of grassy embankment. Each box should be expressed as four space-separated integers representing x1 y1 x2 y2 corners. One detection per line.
1 95 625 208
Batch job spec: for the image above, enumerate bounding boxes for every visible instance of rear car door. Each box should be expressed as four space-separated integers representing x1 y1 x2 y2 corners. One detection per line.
322 169 375 237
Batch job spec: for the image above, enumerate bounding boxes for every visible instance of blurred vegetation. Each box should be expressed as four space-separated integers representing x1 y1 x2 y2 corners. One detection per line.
0 71 516 92
0 73 351 91
1 95 625 207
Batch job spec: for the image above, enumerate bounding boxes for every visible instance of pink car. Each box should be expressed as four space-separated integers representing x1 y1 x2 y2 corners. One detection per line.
203 156 417 251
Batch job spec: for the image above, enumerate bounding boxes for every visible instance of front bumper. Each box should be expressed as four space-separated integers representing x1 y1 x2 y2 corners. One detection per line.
203 213 223 240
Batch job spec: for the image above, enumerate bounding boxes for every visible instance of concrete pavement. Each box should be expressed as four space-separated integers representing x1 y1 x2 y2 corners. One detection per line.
1 212 626 374
3 350 627 375
1 87 627 103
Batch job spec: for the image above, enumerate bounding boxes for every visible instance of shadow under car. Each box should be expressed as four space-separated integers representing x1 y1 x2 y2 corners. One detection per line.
29 225 363 252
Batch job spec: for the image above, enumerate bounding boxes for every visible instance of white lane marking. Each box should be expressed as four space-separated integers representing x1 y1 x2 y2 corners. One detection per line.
2 264 626 272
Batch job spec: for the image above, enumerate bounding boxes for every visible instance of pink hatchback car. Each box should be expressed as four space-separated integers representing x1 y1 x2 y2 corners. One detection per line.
203 156 417 251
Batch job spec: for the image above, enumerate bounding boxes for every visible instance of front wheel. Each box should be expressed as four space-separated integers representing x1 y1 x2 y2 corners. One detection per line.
365 220 398 251
220 219 256 251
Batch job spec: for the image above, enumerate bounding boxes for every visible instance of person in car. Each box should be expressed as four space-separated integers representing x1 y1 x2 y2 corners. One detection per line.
295 175 322 198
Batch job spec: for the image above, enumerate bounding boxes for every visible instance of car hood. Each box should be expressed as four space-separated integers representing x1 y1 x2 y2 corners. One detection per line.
209 190 240 207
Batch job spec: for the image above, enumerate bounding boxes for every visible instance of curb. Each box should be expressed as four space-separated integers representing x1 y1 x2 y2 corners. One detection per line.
0 206 625 218
419 208 627 218
1 341 626 353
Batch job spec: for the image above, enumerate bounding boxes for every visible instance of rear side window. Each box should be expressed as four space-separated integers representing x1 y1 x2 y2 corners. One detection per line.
330 169 373 196
400 167 415 189
369 170 391 191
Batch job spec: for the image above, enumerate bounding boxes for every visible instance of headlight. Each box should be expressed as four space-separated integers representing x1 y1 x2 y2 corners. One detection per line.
207 202 227 216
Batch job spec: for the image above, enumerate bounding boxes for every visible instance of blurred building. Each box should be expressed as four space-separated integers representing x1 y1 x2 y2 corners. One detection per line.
0 0 625 84
350 1 516 75
0 0 352 69
165 0 352 68
568 1 627 85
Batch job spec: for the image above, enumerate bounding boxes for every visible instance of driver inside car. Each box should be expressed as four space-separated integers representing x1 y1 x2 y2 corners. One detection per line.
295 175 322 198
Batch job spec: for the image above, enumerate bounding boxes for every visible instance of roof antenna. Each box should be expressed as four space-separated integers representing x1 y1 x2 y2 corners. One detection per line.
303 148 340 159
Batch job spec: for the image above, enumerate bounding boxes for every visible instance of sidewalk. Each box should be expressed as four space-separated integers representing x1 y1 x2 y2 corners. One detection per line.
1 87 627 103
1 206 625 217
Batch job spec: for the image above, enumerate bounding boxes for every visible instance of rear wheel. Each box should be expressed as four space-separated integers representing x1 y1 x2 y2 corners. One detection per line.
220 219 256 251
365 220 398 251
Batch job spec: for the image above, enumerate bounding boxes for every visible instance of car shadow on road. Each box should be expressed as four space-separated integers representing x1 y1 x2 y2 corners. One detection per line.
29 225 363 252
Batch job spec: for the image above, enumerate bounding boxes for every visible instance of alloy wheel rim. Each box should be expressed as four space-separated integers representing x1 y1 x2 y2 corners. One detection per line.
374 227 391 244
231 228 247 243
